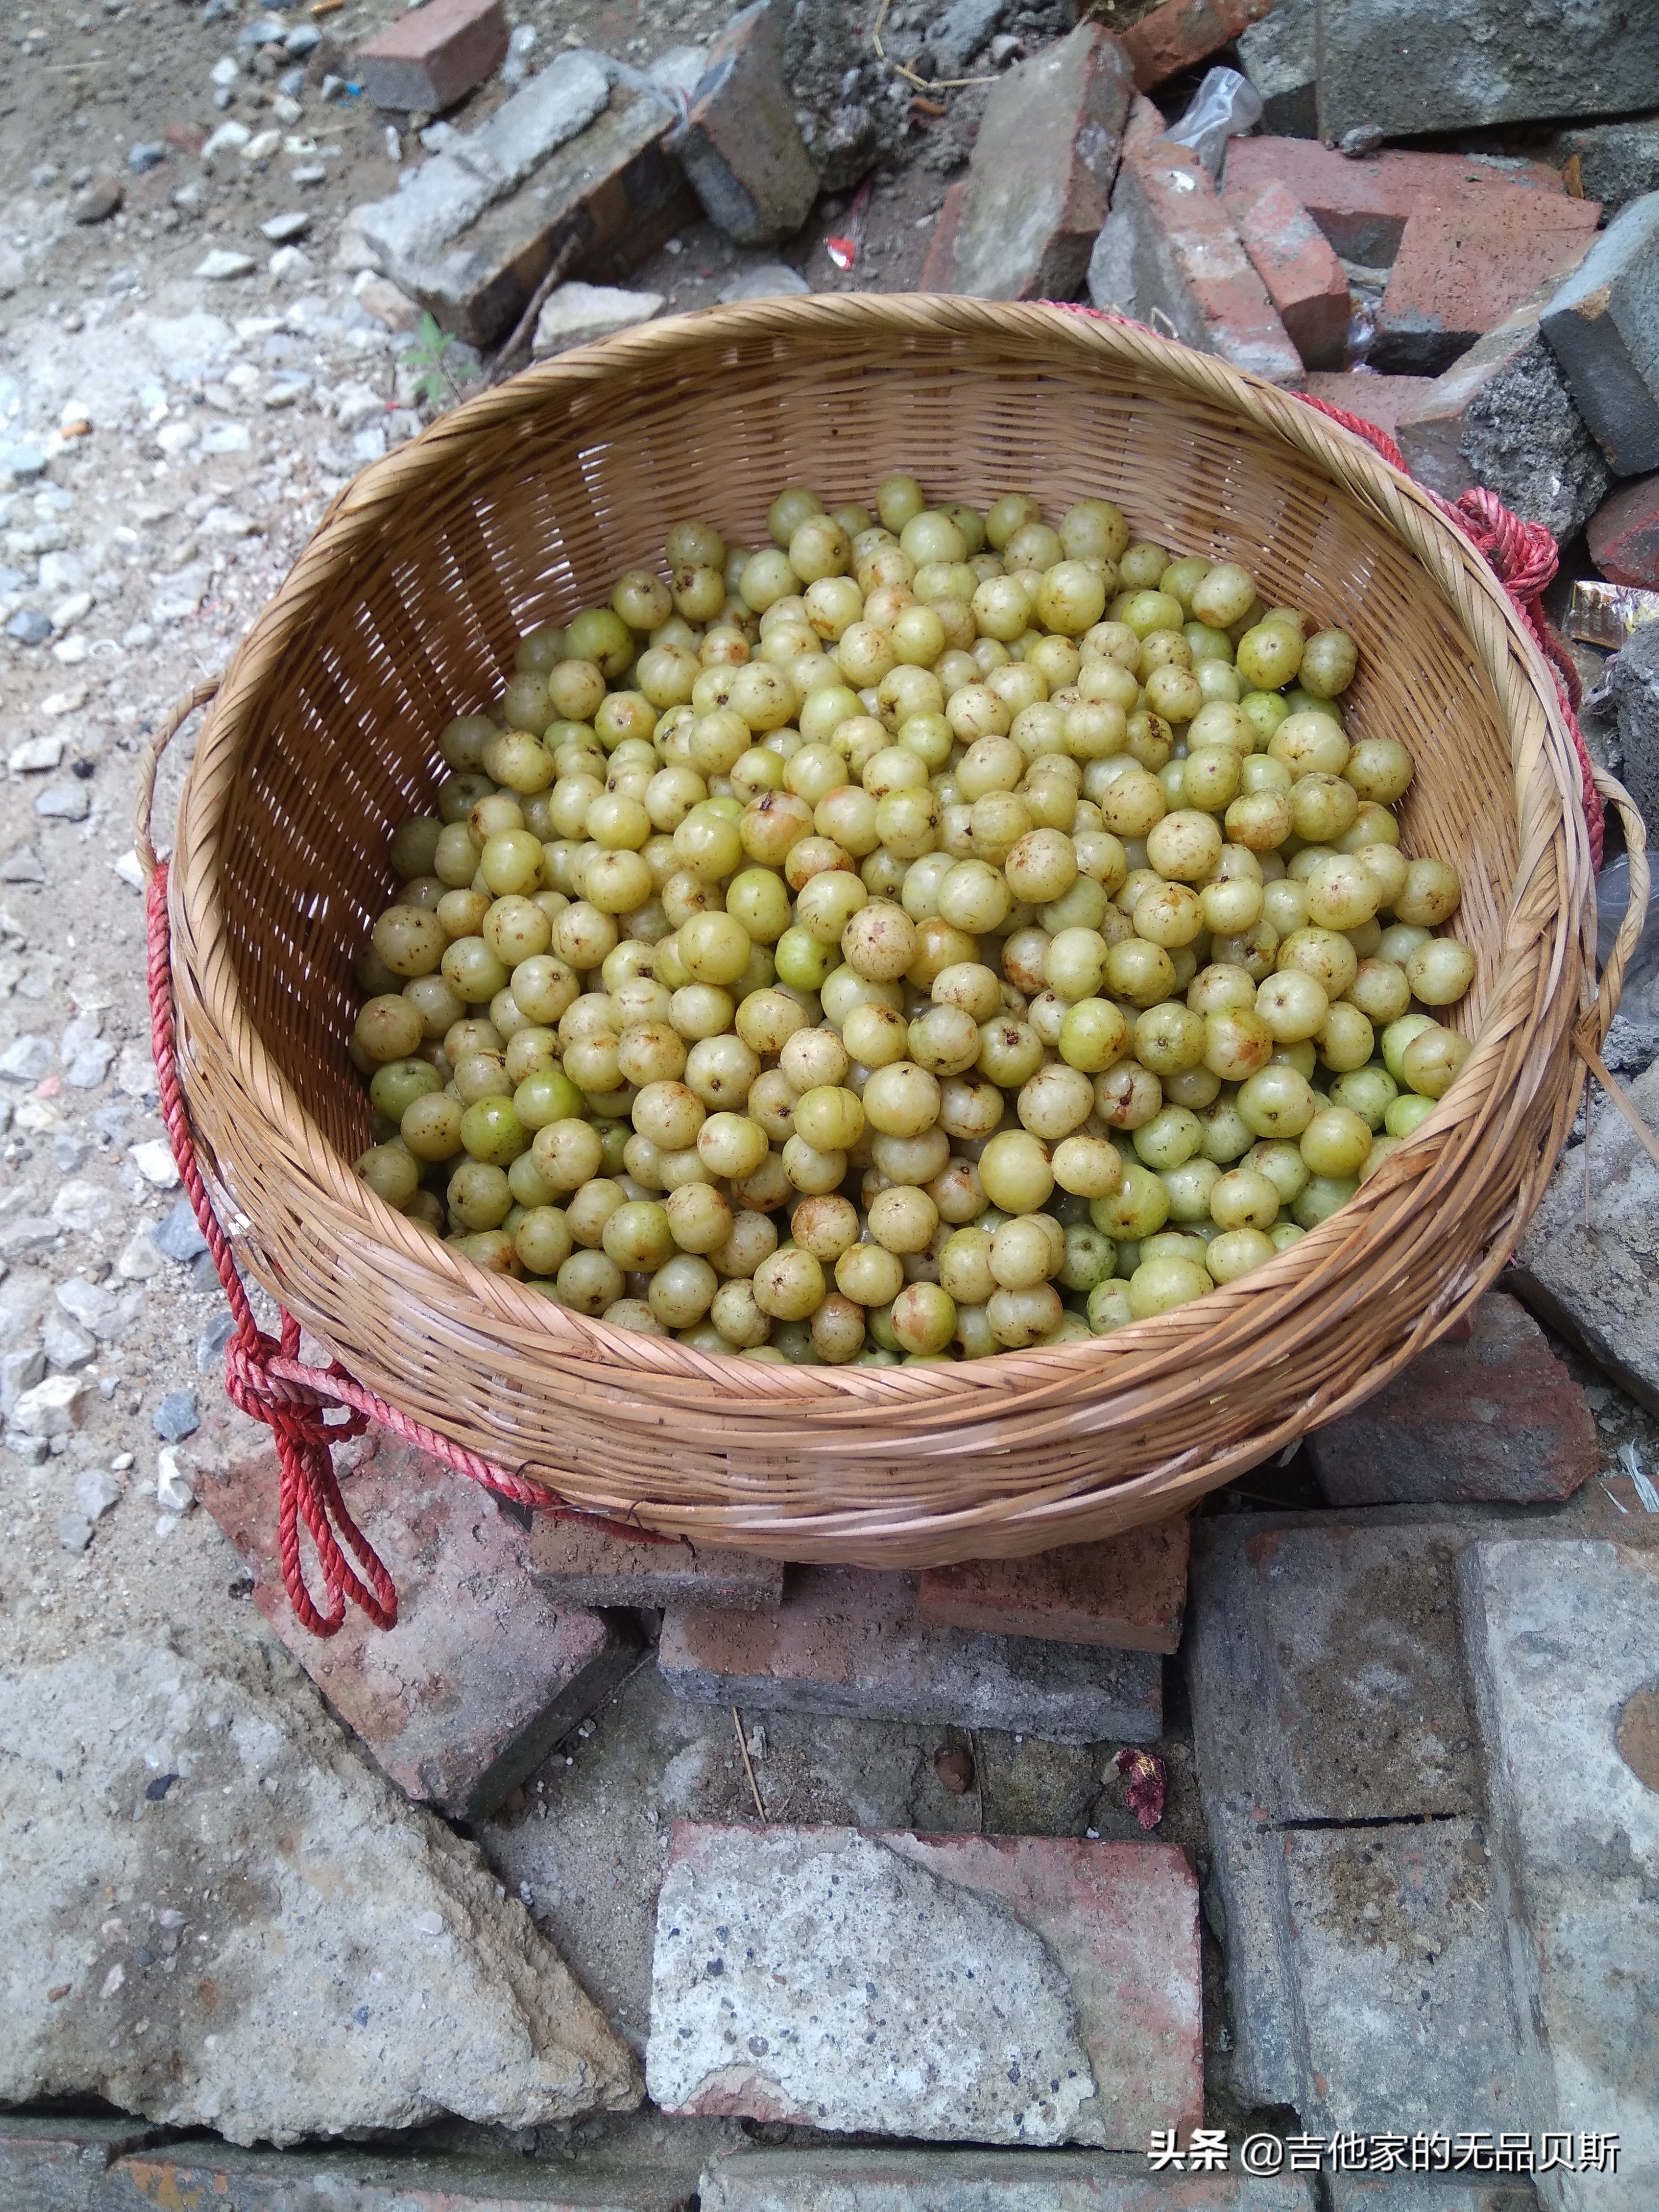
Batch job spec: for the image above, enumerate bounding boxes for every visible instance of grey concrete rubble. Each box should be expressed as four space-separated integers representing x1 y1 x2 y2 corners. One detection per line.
0 1630 639 2145
1509 1055 1659 1416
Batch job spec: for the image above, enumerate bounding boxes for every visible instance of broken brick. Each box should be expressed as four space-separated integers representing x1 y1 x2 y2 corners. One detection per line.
1373 182 1600 375
658 1567 1161 1743
950 22 1133 302
1306 1293 1598 1509
1395 279 1610 539
525 1516 783 1611
1118 0 1274 92
916 1519 1189 1654
1225 176 1349 370
677 0 817 248
194 1420 637 1819
1088 125 1302 385
651 1823 1202 2149
1221 138 1566 267
1588 470 1659 589
918 177 967 292
1541 193 1659 478
353 0 508 115
1297 372 1434 445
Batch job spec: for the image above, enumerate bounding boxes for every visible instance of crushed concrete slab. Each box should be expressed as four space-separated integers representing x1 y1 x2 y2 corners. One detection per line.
658 1568 1162 1743
700 2147 1317 2208
0 2110 715 2210
1396 279 1611 539
1313 0 1659 142
1508 1054 1659 1415
649 1823 1201 2145
0 1628 638 2145
1187 1517 1521 2133
1460 1539 1659 2211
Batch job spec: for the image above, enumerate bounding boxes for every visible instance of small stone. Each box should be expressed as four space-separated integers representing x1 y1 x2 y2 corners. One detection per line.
0 1035 52 1084
57 1278 123 1336
934 1746 975 1794
530 280 665 358
1 449 48 485
153 1200 209 1261
35 784 92 824
153 1392 201 1444
50 1182 111 1234
128 143 166 175
72 175 124 224
13 1374 91 1438
194 250 257 282
267 246 315 284
66 1041 116 1091
9 736 65 775
4 1431 50 1467
197 1310 236 1370
260 210 313 243
7 612 52 648
155 1443 197 1509
77 1468 120 1520
210 56 240 89
356 276 421 331
1 1348 47 1419
202 119 251 159
116 1230 167 1281
114 1042 156 1095
130 1139 181 1190
715 264 812 304
41 1310 96 1373
240 131 285 166
57 1514 94 1555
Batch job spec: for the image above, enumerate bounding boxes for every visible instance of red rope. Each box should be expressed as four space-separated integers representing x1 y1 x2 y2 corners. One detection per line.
145 864 674 1640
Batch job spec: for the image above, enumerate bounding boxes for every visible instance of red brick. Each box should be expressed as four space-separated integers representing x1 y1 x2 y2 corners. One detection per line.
1225 176 1349 371
1590 470 1659 587
661 1823 1202 2151
1297 371 1436 443
1222 136 1567 266
679 0 817 247
353 0 508 114
951 22 1133 302
527 1516 782 1611
1307 1292 1599 1508
1091 135 1302 385
658 1567 1161 1742
1373 182 1601 374
193 1420 637 1818
917 1519 1189 1653
917 177 967 292
1118 0 1274 90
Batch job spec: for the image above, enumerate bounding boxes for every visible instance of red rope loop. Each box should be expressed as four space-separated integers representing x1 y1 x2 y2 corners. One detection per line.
145 861 677 1637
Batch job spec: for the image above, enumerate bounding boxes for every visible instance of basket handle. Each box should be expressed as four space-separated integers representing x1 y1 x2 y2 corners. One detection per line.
1587 765 1650 1045
134 676 222 882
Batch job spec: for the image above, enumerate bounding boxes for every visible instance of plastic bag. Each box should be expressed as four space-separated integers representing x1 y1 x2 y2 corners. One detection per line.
1161 67 1263 179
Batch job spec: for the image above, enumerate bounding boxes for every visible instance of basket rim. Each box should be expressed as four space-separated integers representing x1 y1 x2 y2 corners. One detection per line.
166 293 1594 1416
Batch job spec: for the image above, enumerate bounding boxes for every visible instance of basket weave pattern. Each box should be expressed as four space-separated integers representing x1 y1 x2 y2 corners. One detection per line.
162 298 1612 1563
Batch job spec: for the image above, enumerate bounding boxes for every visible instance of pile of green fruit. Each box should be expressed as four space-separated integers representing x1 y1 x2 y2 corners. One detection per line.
349 475 1473 1366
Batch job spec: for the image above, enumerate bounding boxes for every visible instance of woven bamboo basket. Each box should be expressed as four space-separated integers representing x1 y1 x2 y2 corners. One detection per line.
152 295 1641 1565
